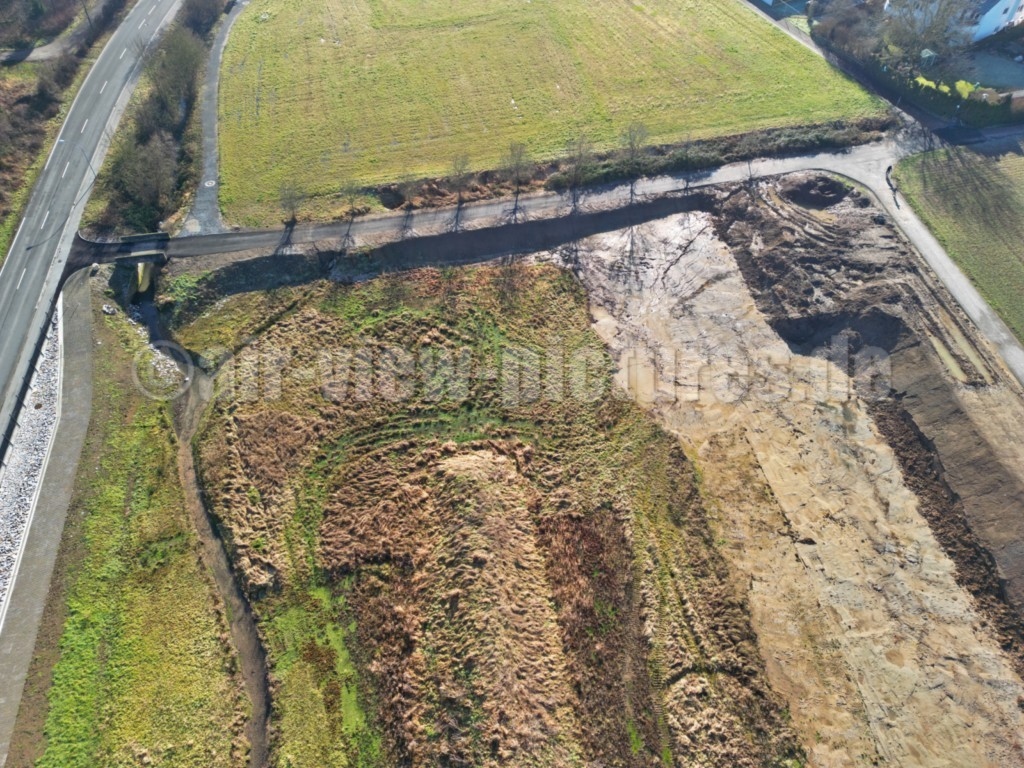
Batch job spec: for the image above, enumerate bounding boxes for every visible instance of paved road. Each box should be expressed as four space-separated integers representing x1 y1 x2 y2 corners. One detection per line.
181 0 249 235
0 0 182 466
79 139 918 260
77 132 1024 393
0 271 92 768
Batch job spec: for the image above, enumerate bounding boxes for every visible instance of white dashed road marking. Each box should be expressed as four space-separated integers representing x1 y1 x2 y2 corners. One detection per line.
61 162 69 179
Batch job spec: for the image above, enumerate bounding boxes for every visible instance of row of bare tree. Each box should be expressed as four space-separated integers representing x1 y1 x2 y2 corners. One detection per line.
101 0 225 232
281 121 657 225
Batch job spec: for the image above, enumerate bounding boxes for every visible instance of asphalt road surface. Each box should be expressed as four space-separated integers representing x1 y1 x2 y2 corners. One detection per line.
0 0 182 466
75 132 1024 392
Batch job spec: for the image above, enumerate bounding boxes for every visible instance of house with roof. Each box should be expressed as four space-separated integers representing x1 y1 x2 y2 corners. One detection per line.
969 0 1024 40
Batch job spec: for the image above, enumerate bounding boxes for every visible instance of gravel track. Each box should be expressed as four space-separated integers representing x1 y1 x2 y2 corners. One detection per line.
0 313 60 619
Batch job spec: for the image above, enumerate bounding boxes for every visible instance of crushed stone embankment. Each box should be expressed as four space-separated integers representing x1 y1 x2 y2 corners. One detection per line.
0 315 59 618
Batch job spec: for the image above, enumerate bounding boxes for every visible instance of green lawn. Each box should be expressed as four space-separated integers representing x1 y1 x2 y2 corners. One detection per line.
896 140 1024 344
36 279 245 768
218 0 882 225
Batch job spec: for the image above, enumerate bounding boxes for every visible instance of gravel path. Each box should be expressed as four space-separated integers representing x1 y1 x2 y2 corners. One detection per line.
180 0 250 235
0 312 60 619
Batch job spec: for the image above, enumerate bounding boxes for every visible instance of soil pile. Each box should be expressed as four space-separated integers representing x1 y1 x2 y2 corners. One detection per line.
192 266 802 767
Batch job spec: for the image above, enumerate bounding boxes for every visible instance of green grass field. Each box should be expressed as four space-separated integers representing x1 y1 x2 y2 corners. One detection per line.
218 0 882 225
896 140 1024 344
35 277 245 768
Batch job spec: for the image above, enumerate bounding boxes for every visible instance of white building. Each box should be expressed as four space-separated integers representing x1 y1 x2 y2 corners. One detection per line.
883 0 1024 42
969 0 1024 41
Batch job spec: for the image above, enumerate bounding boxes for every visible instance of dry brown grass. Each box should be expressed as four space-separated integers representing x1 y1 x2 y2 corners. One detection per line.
189 264 803 766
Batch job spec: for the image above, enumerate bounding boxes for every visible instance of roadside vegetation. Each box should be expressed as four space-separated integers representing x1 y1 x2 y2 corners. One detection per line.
895 140 1024 343
20 269 247 767
0 0 79 48
811 0 1023 124
178 263 804 766
0 57 77 263
83 0 224 235
217 0 882 226
0 0 131 263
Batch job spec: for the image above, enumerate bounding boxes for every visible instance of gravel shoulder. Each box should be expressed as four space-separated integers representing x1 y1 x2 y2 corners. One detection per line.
0 269 93 767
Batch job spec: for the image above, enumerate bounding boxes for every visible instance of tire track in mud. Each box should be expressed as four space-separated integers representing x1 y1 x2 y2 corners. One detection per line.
719 177 1024 679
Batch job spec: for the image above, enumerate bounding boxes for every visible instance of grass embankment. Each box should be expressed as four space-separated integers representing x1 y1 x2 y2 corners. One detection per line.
896 141 1024 343
217 0 882 225
181 264 803 766
32 271 246 767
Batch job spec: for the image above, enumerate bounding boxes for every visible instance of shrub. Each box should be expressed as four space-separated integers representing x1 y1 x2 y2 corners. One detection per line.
182 0 224 37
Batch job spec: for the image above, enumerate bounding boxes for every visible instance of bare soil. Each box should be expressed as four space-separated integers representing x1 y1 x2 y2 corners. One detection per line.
718 174 1024 670
158 170 1024 767
552 174 1024 767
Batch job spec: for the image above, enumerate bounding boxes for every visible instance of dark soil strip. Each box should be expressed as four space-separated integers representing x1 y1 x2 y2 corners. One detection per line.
868 399 1024 677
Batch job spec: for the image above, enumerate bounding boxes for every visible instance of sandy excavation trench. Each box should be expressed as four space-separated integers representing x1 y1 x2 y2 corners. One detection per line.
547 174 1024 768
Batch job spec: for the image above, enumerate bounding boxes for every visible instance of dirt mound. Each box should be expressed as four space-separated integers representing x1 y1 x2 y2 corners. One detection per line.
193 265 803 767
778 173 850 208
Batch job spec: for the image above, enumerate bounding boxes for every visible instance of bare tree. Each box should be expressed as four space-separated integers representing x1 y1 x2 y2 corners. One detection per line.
503 141 531 222
620 121 649 202
815 0 882 59
450 153 471 203
565 134 593 212
182 0 222 36
108 130 179 231
396 174 418 239
620 122 649 173
885 0 972 59
338 179 362 247
279 182 306 225
79 0 95 34
450 152 471 231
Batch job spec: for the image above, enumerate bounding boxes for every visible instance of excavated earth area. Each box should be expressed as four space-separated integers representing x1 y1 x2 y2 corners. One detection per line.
179 172 1024 767
192 265 804 767
546 173 1024 767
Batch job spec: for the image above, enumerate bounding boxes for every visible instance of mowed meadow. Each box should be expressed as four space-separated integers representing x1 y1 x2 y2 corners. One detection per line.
896 141 1024 344
218 0 881 225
